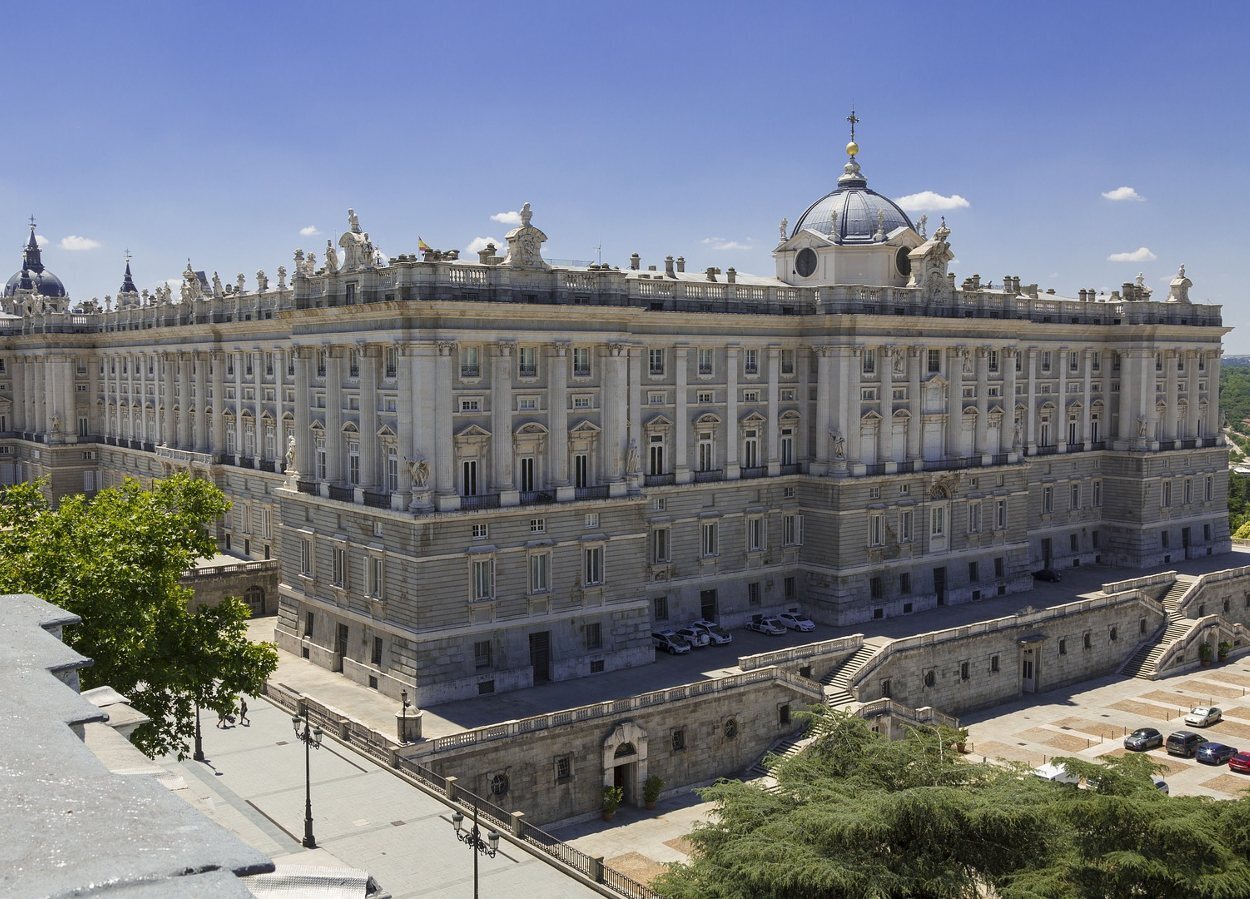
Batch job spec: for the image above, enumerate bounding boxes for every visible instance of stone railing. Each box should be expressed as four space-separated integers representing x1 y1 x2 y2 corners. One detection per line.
1174 564 1250 618
855 698 959 731
737 633 863 672
428 666 818 754
1154 615 1227 675
154 445 216 467
181 558 277 580
1101 570 1178 597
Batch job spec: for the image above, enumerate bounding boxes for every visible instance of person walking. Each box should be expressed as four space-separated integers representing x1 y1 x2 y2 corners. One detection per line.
239 698 250 726
216 708 228 729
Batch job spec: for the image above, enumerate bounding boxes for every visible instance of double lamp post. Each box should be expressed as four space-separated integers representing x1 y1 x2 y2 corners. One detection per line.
292 704 324 848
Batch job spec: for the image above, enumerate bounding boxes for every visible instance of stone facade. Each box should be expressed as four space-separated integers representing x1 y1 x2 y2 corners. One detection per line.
0 145 1230 706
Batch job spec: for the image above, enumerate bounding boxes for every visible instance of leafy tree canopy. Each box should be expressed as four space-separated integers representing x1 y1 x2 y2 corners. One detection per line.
655 709 1250 899
0 474 277 757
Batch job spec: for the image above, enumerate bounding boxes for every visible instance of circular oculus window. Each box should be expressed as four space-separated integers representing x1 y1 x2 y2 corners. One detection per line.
795 248 818 278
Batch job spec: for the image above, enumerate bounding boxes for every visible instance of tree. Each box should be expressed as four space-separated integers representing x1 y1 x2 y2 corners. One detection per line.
654 709 1250 899
0 474 277 757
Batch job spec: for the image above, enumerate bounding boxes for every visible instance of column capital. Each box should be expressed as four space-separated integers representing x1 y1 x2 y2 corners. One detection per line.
548 341 570 357
436 340 457 356
607 342 628 357
495 340 515 357
809 344 835 357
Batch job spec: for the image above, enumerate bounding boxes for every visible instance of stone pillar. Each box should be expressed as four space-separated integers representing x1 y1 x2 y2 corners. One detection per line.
162 353 176 445
492 342 517 504
434 342 459 511
252 350 264 461
946 347 964 458
1185 350 1201 439
211 352 226 455
725 345 739 478
12 356 25 433
878 345 894 465
604 343 628 493
60 355 76 442
548 343 571 498
1056 348 1068 452
1164 350 1179 443
627 345 643 490
674 345 690 483
195 353 210 453
324 347 343 486
1081 349 1093 448
1116 350 1133 446
359 344 379 491
293 348 312 475
1206 351 1222 439
846 347 862 463
766 346 781 475
1137 350 1156 447
908 346 922 462
812 346 832 474
1025 348 1037 452
137 352 147 444
177 353 192 448
410 342 438 510
974 347 989 456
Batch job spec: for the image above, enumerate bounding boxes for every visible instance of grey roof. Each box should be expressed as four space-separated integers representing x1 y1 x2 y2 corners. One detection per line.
0 593 274 898
791 159 914 244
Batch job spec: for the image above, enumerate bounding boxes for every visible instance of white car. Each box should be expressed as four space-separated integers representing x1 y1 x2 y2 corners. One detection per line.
1184 706 1223 728
690 621 733 645
777 612 815 632
674 626 711 648
1032 762 1078 785
652 631 691 655
747 615 787 636
1153 776 1170 795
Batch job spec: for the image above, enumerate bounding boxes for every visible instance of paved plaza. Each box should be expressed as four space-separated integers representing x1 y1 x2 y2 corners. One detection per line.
157 696 602 898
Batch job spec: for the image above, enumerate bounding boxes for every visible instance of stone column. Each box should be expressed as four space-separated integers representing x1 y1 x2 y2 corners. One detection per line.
492 341 518 505
627 345 643 490
604 343 628 494
725 345 739 479
194 353 209 452
293 348 312 475
12 356 26 433
766 346 781 475
1025 348 1037 452
1056 348 1068 452
674 345 690 484
846 347 862 463
548 343 571 498
812 346 832 475
211 352 225 455
136 352 147 445
908 346 922 463
878 345 894 465
1206 351 1222 439
252 350 264 462
974 347 989 456
1137 350 1156 447
1185 350 1201 439
1081 349 1093 448
161 353 176 445
358 344 379 492
395 344 415 504
410 342 438 511
1164 350 1179 443
946 347 964 458
1115 351 1133 447
324 346 343 486
434 341 459 511
177 353 192 448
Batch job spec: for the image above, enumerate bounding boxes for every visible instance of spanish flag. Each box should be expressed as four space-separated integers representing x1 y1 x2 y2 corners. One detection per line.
418 237 431 253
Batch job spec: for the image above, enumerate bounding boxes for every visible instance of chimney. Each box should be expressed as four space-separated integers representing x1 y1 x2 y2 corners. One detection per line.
478 242 497 265
665 256 675 277
726 267 737 284
676 256 686 273
971 274 981 289
630 253 640 271
705 267 718 282
1079 289 1088 302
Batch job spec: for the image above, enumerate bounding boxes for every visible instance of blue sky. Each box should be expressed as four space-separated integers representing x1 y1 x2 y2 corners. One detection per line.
5 2 1249 347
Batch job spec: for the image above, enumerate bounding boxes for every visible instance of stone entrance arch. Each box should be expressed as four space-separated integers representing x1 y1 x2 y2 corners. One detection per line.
602 721 648 807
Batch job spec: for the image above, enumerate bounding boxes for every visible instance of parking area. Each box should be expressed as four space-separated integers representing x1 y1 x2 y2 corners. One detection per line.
962 658 1250 798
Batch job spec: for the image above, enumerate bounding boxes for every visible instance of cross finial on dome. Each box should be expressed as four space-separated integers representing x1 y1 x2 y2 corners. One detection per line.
845 108 860 159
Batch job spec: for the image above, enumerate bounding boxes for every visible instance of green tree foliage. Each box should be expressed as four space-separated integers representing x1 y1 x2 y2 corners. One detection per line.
1221 362 1250 429
655 709 1250 899
1230 472 1250 535
0 474 277 758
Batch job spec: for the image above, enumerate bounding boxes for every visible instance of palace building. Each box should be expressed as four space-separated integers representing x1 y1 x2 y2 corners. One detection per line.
0 139 1229 705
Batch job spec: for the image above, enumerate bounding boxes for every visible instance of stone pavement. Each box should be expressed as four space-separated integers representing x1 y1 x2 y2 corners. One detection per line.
158 694 602 898
961 657 1250 798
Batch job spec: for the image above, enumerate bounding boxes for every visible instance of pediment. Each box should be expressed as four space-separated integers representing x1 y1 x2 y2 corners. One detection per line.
861 410 883 423
778 229 836 252
695 412 722 426
456 424 492 439
644 413 673 430
892 408 911 419
925 374 949 388
778 409 802 422
515 421 549 436
570 419 601 434
740 411 767 425
988 404 1005 416
377 424 396 437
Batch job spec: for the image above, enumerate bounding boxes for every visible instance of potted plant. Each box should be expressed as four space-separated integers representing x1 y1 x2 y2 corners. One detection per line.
1219 641 1233 661
601 785 624 821
643 775 664 810
1199 642 1214 666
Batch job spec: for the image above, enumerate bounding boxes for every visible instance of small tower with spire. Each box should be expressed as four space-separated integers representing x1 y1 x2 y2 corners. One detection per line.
118 250 138 298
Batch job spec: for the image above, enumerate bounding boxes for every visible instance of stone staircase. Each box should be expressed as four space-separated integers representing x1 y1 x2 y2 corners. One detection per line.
1120 575 1197 680
821 637 890 706
746 731 813 779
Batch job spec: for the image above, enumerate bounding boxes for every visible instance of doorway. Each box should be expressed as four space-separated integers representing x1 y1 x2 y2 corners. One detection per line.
933 567 947 606
529 631 551 684
1041 537 1053 569
612 744 636 805
334 623 349 672
700 589 719 622
1021 647 1036 693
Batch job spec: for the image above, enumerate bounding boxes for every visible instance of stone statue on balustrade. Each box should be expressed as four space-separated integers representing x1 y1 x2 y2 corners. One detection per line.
256 270 268 291
211 272 224 298
625 440 640 476
831 430 846 460
408 458 430 488
325 240 339 274
502 202 549 269
277 265 287 290
285 435 297 473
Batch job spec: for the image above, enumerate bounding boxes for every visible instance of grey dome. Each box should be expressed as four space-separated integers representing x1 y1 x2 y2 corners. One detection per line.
791 159 914 244
4 268 66 298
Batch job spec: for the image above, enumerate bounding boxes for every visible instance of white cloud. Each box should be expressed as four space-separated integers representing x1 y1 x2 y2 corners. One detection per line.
701 237 752 251
34 234 48 248
895 191 970 212
490 210 522 225
1101 186 1144 202
465 236 502 255
1107 247 1157 262
300 225 322 237
59 235 101 251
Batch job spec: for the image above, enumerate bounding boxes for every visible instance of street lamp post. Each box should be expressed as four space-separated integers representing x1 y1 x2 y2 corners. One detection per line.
291 704 324 849
450 798 500 899
193 701 205 762
400 690 410 743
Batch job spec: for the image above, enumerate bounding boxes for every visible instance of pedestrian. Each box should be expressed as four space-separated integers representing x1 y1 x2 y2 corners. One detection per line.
239 698 250 726
216 708 227 729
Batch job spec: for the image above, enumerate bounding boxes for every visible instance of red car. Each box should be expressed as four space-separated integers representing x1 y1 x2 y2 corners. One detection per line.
1230 751 1250 774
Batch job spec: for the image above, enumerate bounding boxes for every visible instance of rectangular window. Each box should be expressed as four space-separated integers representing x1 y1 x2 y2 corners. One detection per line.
748 582 762 606
702 521 719 557
1162 481 1172 508
1205 475 1214 502
1184 478 1193 505
653 596 669 621
862 349 876 374
672 728 686 752
783 513 803 546
584 512 599 528
869 513 884 547
697 348 714 376
305 611 315 637
744 348 759 375
967 504 982 534
300 538 312 576
649 348 665 376
371 636 383 666
472 558 494 601
900 509 913 543
930 506 946 537
988 350 1000 373
530 517 545 533
927 349 941 373
697 390 714 404
460 346 480 379
584 622 602 650
969 561 979 582
781 349 796 375
1071 483 1080 510
474 640 492 669
518 396 538 411
573 347 591 377
900 572 911 593
529 551 550 593
1059 638 1067 655
747 516 765 552
1083 632 1092 650
995 499 1007 530
572 394 592 409
584 545 604 586
784 576 796 600
1043 486 1054 513
647 391 664 405
333 547 347 587
870 576 883 599
518 346 538 378
384 346 398 378
652 527 671 563
1093 480 1103 507
991 654 1000 673
960 661 970 681
368 557 384 597
1041 350 1052 372
472 523 489 539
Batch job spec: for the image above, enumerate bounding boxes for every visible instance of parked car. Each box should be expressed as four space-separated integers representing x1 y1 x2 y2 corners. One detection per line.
777 611 816 632
1153 776 1170 795
747 615 787 636
1032 569 1062 582
690 620 733 645
1229 751 1250 774
1166 730 1209 758
1124 727 1164 752
1197 742 1238 766
1032 762 1079 784
1184 706 1223 728
674 626 711 649
652 631 691 655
